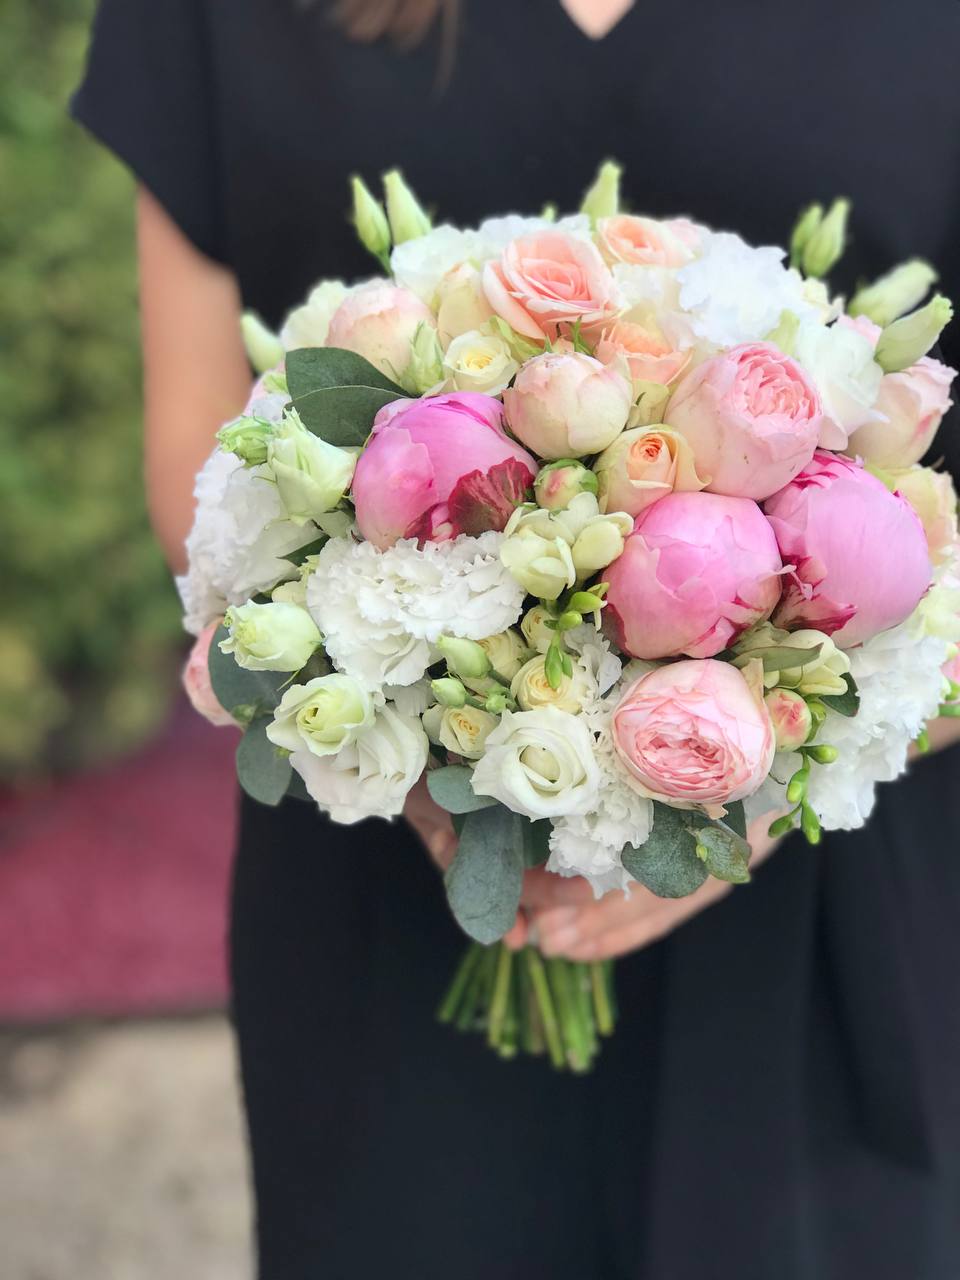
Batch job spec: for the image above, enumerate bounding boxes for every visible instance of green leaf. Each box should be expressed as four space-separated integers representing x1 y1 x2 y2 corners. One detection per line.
286 346 405 397
820 673 860 717
283 536 327 567
286 347 405 447
444 805 524 944
723 800 747 840
521 818 552 867
207 624 289 717
427 765 498 814
742 643 823 672
621 802 709 898
236 715 292 807
690 820 752 884
285 769 313 803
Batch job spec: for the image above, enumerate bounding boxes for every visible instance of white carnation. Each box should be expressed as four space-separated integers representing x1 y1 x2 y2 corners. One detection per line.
306 532 525 690
177 449 318 636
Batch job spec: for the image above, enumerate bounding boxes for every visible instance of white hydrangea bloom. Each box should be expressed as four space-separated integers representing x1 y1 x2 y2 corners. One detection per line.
676 231 817 348
391 226 481 303
306 532 525 690
280 280 350 351
176 449 318 636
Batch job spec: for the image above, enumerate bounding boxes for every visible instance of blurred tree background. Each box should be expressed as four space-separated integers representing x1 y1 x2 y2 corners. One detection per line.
0 0 182 778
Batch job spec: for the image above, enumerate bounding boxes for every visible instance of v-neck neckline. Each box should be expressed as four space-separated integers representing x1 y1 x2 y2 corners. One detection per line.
557 0 636 41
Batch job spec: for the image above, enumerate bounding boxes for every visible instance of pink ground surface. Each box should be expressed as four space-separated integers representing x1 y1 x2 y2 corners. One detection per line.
0 699 238 1022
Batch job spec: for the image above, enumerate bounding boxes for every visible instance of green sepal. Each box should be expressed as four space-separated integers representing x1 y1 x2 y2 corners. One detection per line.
444 805 525 944
621 802 709 898
207 623 289 718
285 768 313 803
427 764 498 814
236 714 292 807
285 347 404 446
820 673 860 717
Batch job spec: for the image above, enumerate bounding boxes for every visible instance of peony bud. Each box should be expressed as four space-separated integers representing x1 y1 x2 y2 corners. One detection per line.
383 169 431 244
241 312 283 375
221 601 321 672
580 159 622 225
875 295 954 374
764 688 813 751
789 202 823 270
265 412 356 525
217 415 274 467
403 322 445 394
849 259 938 328
534 460 599 511
432 677 468 708
801 197 849 279
351 174 391 264
436 635 492 680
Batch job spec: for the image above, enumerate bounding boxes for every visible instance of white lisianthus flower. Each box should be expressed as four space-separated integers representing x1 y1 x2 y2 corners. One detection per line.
290 705 429 825
470 706 601 819
422 703 498 760
265 412 357 525
306 533 525 691
267 674 375 758
442 330 519 395
794 319 883 450
391 225 481 303
221 601 321 671
676 232 816 348
176 449 319 636
280 280 350 351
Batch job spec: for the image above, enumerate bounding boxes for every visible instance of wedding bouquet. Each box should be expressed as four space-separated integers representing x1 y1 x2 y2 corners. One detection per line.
181 164 960 1071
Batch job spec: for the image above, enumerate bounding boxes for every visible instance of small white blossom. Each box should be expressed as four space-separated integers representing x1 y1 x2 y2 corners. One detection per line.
391 225 481 303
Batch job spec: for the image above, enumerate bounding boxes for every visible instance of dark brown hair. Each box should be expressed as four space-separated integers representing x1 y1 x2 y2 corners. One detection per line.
331 0 458 48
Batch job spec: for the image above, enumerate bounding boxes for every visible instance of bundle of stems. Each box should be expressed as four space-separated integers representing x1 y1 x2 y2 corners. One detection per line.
437 942 617 1072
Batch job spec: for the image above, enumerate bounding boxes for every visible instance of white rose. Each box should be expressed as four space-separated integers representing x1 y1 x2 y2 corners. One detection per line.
470 706 601 819
266 674 375 757
221 601 321 671
477 629 529 679
794 318 883 449
422 703 498 760
436 264 495 344
443 330 519 395
510 654 594 715
520 605 555 654
280 281 350 351
290 705 429 824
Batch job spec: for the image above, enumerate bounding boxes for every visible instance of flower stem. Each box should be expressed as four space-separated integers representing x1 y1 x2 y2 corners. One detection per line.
525 948 566 1069
591 961 614 1037
487 944 514 1050
437 942 483 1024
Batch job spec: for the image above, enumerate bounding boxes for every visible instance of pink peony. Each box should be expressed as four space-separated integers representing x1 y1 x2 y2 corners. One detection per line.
482 230 620 342
351 392 537 549
596 215 698 268
611 659 775 815
182 622 236 728
603 491 784 659
764 450 932 646
666 342 822 500
326 281 435 380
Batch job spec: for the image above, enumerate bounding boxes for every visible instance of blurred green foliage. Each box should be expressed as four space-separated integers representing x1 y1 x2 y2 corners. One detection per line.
0 0 182 778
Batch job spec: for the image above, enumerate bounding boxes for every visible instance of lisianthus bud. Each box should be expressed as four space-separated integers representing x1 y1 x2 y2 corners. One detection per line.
801 197 849 279
217 415 274 467
403 322 444 394
733 624 852 697
241 312 283 374
847 354 955 468
267 674 374 757
265 412 356 525
875 295 954 374
383 169 431 244
351 175 391 263
534 460 598 511
422 703 498 760
503 352 632 460
764 688 813 751
789 203 823 270
221 601 321 672
442 330 518 395
431 677 468 708
849 260 938 328
476 629 529 680
521 605 555 654
510 654 592 715
436 635 491 680
580 159 622 225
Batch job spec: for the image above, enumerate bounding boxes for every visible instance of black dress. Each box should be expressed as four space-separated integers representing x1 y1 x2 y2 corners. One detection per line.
74 3 960 1276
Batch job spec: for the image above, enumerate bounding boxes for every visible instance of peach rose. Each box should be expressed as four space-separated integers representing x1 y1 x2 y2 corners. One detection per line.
594 319 690 387
182 622 236 728
596 215 698 268
482 230 620 341
594 426 706 517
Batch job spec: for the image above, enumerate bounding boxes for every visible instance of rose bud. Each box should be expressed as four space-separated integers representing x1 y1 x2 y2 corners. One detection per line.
182 621 236 727
764 688 813 751
666 342 822 500
221 601 322 672
326 281 436 381
603 492 783 660
503 352 632 460
534 460 599 511
352 393 536 548
594 425 706 518
764 451 932 646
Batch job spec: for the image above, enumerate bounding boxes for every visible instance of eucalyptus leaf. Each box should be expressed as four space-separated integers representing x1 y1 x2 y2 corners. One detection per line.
621 802 709 898
236 715 292 807
444 805 524 944
723 800 747 840
286 346 405 397
207 624 290 717
690 821 752 884
285 768 313 803
291 384 404 447
820 673 860 717
521 818 552 868
283 535 327 567
427 765 498 814
744 643 824 672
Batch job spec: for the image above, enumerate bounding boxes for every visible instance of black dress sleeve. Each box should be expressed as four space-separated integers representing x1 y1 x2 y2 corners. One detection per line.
71 0 225 264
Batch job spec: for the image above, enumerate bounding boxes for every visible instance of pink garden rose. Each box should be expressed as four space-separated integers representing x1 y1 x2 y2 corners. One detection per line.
594 319 690 387
182 621 236 728
764 450 932 646
596 215 698 268
502 351 631 459
666 342 822 500
603 491 784 659
351 392 537 548
611 659 775 815
846 354 956 468
326 281 435 380
482 230 620 342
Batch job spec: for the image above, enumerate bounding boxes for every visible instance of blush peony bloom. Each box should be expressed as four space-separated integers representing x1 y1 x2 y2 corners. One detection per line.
326 281 435 380
596 215 698 268
764 451 932 646
603 491 784 659
611 659 775 815
482 230 620 341
182 621 236 727
351 393 537 549
666 342 822 500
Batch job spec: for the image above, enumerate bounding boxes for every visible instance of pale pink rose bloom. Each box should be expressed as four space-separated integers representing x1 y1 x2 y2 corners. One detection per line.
885 466 959 563
352 392 537 549
182 622 236 728
764 688 813 752
596 215 697 268
603 491 783 660
666 342 822 500
594 426 707 517
764 450 931 646
594 319 690 386
482 230 620 341
847 356 956 469
611 659 775 815
502 351 631 459
326 281 435 380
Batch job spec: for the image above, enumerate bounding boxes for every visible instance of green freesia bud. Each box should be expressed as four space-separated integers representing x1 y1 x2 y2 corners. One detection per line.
217 415 275 467
801 197 849 279
874 294 954 373
382 169 431 244
402 322 444 394
241 312 284 375
805 744 839 764
265 412 357 525
800 800 821 845
768 812 797 838
789 202 823 269
221 601 321 672
568 589 606 614
786 765 810 805
534 460 598 511
436 635 491 680
580 159 622 226
849 259 938 328
351 174 391 264
556 610 583 631
484 689 512 715
432 677 468 708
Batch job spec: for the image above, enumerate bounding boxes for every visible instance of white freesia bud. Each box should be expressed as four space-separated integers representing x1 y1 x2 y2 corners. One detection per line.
241 312 283 374
383 169 431 244
476 629 529 679
221 601 321 672
570 518 629 576
266 412 356 525
442 330 519 395
875 295 954 374
469 706 602 819
422 703 498 760
733 626 851 697
266 674 375 757
501 494 631 592
351 175 391 263
521 605 556 654
499 526 577 601
510 654 593 715
849 260 938 328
